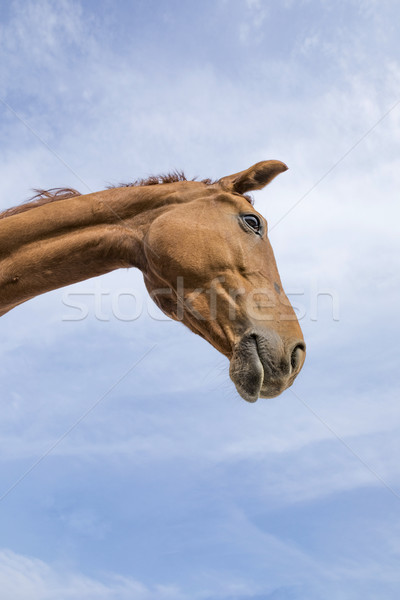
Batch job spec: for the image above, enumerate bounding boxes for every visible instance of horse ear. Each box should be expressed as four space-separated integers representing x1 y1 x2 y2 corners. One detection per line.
218 160 288 195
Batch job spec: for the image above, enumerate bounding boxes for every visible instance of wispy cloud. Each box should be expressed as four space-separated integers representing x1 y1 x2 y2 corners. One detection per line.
0 549 186 600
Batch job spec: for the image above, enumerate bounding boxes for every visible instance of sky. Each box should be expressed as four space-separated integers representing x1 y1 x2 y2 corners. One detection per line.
0 0 400 598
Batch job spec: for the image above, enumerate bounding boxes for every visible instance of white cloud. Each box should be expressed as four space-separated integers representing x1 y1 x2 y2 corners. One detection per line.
0 549 186 600
239 0 269 44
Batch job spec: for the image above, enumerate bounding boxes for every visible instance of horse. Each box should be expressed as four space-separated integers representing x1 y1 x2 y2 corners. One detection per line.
0 160 305 402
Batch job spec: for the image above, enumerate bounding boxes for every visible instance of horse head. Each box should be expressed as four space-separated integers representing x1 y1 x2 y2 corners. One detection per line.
142 160 305 402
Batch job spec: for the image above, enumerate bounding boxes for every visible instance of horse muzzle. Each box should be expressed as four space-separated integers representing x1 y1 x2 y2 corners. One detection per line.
229 328 306 402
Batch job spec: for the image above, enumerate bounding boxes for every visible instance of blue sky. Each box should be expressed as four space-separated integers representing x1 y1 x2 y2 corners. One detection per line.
0 0 400 598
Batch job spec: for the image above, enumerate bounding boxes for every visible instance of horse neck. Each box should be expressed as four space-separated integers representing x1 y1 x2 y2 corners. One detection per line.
0 186 162 316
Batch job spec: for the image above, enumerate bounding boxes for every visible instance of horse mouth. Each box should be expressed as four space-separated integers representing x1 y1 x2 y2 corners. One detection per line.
229 335 264 402
229 331 304 403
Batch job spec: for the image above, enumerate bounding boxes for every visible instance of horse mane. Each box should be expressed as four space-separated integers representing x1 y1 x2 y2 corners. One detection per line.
0 170 251 220
110 170 213 188
0 188 82 220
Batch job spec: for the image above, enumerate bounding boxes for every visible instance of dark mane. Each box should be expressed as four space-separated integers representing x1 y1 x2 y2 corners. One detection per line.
0 188 81 220
108 170 253 202
0 170 251 220
108 170 214 188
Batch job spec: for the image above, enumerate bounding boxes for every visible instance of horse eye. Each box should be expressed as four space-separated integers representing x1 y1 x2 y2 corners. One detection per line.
242 214 261 233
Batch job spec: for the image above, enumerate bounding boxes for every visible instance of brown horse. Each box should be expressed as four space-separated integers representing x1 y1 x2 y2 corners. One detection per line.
0 160 305 402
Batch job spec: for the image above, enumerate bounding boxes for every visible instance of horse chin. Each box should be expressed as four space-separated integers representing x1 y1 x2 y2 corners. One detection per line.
229 334 264 403
229 364 288 403
258 384 288 399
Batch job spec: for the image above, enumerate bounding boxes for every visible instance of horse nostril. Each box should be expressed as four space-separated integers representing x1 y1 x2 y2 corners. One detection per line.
290 342 306 371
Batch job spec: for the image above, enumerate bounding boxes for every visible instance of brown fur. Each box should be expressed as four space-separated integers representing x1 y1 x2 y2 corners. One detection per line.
0 171 252 221
0 160 304 402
